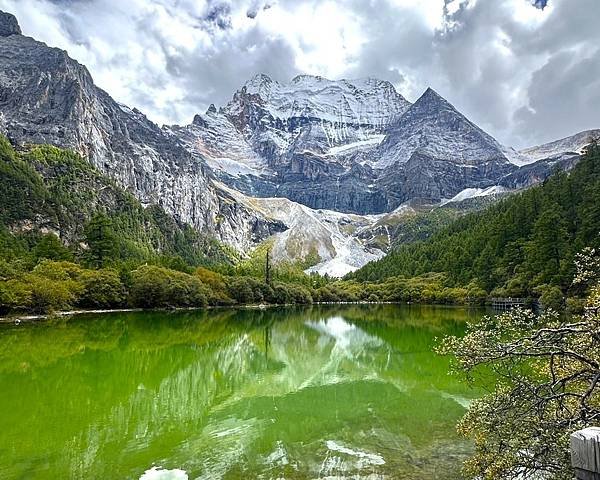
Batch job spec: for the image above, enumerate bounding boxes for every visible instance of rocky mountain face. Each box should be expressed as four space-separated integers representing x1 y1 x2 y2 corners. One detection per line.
169 74 411 213
173 75 580 215
0 12 283 252
519 129 600 162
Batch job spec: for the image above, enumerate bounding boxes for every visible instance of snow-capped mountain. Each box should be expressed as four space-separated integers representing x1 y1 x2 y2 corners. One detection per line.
173 75 583 216
222 73 410 157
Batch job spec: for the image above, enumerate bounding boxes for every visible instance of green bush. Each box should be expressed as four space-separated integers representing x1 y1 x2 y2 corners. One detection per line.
27 274 82 313
129 265 208 308
32 260 82 280
314 286 340 303
536 284 565 311
288 284 313 304
78 269 125 308
194 267 235 305
0 279 33 312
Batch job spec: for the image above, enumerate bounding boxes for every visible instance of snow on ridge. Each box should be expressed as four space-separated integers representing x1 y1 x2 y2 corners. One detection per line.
440 185 507 206
204 156 269 178
502 146 533 167
239 74 411 126
326 135 385 156
519 129 600 162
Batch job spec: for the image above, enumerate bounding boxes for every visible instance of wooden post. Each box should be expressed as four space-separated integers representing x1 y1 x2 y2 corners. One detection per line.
571 427 600 480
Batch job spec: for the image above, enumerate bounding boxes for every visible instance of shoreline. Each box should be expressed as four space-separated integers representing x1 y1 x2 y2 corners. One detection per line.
0 301 487 324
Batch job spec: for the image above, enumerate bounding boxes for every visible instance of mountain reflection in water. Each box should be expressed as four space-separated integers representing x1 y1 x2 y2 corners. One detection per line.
0 304 487 479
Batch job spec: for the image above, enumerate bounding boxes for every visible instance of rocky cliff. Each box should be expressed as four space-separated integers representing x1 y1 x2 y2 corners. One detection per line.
0 12 282 252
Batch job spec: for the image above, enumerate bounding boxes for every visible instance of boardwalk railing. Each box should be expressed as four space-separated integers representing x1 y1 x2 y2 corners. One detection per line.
490 297 529 310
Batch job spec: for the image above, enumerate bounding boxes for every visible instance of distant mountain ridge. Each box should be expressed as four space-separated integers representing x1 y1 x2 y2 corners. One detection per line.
173 73 588 215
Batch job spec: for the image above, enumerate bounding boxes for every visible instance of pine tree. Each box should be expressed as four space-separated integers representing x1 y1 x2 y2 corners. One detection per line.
526 204 569 285
84 213 118 268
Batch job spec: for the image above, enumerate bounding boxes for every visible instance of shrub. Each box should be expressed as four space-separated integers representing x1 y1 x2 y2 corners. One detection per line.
27 274 82 313
288 284 313 304
227 277 256 304
77 268 125 308
314 286 340 303
536 284 565 311
129 265 208 308
32 260 82 280
0 279 32 312
194 267 234 305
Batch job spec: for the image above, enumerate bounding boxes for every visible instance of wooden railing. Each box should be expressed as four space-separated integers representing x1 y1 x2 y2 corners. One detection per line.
489 297 529 310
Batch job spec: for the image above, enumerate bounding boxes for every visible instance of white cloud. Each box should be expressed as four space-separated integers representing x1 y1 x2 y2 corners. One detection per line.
0 0 597 148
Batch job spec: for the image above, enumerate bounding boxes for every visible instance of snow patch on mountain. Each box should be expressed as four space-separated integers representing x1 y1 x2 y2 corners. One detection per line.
440 185 508 206
327 135 385 156
215 182 386 277
205 157 267 178
305 238 385 278
520 129 600 162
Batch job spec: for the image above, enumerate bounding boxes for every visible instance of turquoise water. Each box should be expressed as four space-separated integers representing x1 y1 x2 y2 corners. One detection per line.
0 304 486 479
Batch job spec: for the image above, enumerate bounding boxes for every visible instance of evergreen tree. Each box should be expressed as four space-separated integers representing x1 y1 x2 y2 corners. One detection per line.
525 204 569 286
84 213 118 268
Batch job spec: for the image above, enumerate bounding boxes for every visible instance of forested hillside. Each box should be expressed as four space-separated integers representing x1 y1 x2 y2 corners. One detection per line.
0 137 330 314
0 136 232 268
349 144 600 297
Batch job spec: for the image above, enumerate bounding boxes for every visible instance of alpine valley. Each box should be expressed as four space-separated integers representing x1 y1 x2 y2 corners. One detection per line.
0 10 597 277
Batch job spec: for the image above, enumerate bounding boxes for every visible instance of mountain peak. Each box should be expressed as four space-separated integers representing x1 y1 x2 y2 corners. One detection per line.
0 11 21 37
417 87 452 106
242 73 276 99
245 73 273 88
401 86 459 119
377 87 507 168
291 74 326 84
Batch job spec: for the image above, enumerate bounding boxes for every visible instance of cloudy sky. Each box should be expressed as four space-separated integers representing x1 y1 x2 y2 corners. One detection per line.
1 0 597 148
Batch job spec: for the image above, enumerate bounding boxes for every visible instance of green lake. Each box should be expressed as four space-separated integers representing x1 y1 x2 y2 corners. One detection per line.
0 304 488 479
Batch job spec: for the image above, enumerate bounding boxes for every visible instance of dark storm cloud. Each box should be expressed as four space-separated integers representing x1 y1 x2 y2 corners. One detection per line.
0 0 597 148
